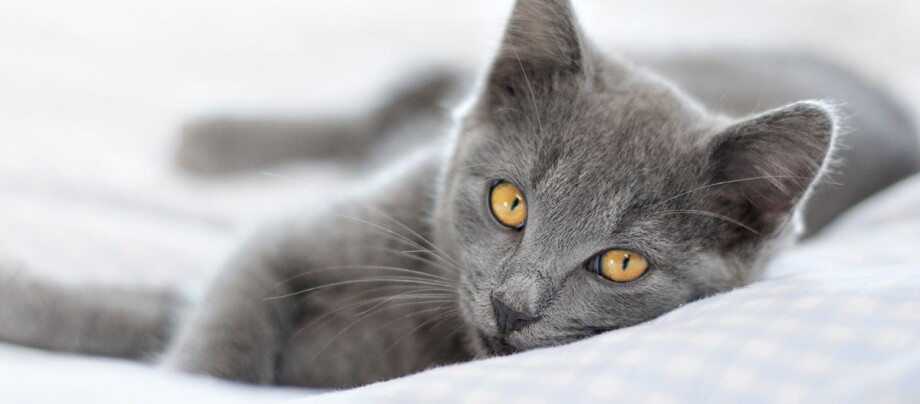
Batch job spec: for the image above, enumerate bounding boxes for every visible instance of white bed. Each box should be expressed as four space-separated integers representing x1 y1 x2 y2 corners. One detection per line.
1 0 918 402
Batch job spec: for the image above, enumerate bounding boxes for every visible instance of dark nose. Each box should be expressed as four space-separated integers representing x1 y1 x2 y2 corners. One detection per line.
492 295 538 335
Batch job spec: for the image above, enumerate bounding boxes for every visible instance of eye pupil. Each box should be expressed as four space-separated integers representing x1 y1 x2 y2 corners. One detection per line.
622 254 631 271
510 197 520 210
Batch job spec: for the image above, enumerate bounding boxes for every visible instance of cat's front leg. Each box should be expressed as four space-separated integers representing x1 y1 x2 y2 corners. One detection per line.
163 155 468 386
161 244 297 384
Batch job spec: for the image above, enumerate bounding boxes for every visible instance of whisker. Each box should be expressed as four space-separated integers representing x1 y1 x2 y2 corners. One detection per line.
368 247 461 280
443 321 468 343
660 209 760 235
365 228 460 272
560 77 585 139
354 290 456 317
461 129 502 146
426 310 463 335
489 107 528 121
507 40 544 137
659 175 839 205
291 281 429 310
260 171 294 180
359 228 461 274
712 81 737 112
267 264 455 295
289 288 453 342
335 213 462 271
399 249 429 254
379 308 461 358
367 208 465 270
456 162 494 171
443 324 463 344
307 301 457 361
263 277 456 301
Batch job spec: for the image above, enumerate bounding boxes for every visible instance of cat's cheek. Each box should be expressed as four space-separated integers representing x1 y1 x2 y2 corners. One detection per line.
456 278 500 337
463 325 492 358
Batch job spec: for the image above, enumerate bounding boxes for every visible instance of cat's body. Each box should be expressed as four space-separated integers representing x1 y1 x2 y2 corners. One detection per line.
1 0 918 389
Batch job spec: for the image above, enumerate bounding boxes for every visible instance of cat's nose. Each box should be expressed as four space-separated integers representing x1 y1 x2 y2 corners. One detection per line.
492 293 538 335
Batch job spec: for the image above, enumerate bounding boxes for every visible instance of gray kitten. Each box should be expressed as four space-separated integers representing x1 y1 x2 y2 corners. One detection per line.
1 0 918 389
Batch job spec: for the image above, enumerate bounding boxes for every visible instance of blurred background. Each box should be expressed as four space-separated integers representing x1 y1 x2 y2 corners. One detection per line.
0 0 918 285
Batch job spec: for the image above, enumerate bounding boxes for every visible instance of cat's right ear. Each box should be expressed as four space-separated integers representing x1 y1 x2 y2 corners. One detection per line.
483 0 588 109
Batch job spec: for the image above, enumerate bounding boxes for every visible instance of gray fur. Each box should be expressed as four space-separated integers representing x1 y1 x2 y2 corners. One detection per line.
176 69 468 175
0 263 180 359
1 0 917 389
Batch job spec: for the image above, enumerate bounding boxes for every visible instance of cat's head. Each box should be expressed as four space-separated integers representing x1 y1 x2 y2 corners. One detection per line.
432 0 836 356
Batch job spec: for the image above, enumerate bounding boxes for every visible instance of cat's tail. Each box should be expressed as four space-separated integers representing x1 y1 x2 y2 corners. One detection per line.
174 66 470 175
0 264 185 360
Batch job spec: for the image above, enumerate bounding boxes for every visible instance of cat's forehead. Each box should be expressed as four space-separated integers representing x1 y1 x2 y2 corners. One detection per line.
463 67 711 188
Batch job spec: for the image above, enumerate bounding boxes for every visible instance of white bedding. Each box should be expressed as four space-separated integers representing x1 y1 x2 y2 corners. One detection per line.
1 0 919 402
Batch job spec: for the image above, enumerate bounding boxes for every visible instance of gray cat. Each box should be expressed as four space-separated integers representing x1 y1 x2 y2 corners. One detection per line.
2 0 918 389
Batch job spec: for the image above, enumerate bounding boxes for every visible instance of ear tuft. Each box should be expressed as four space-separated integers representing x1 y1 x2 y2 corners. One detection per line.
706 101 837 246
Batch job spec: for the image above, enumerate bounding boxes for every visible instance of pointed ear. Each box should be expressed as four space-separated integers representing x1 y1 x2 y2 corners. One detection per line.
485 0 587 106
705 101 837 247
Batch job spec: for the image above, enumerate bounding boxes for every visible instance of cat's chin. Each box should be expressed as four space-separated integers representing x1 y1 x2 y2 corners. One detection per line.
472 328 521 357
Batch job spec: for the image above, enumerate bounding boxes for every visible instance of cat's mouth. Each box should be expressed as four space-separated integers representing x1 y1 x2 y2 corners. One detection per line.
475 329 520 356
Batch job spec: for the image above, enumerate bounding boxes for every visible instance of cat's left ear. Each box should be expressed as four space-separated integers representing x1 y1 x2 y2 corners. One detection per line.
705 101 837 246
484 0 588 108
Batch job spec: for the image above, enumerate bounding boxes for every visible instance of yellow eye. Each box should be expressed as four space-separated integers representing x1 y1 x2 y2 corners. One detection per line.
590 250 649 283
489 181 527 229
